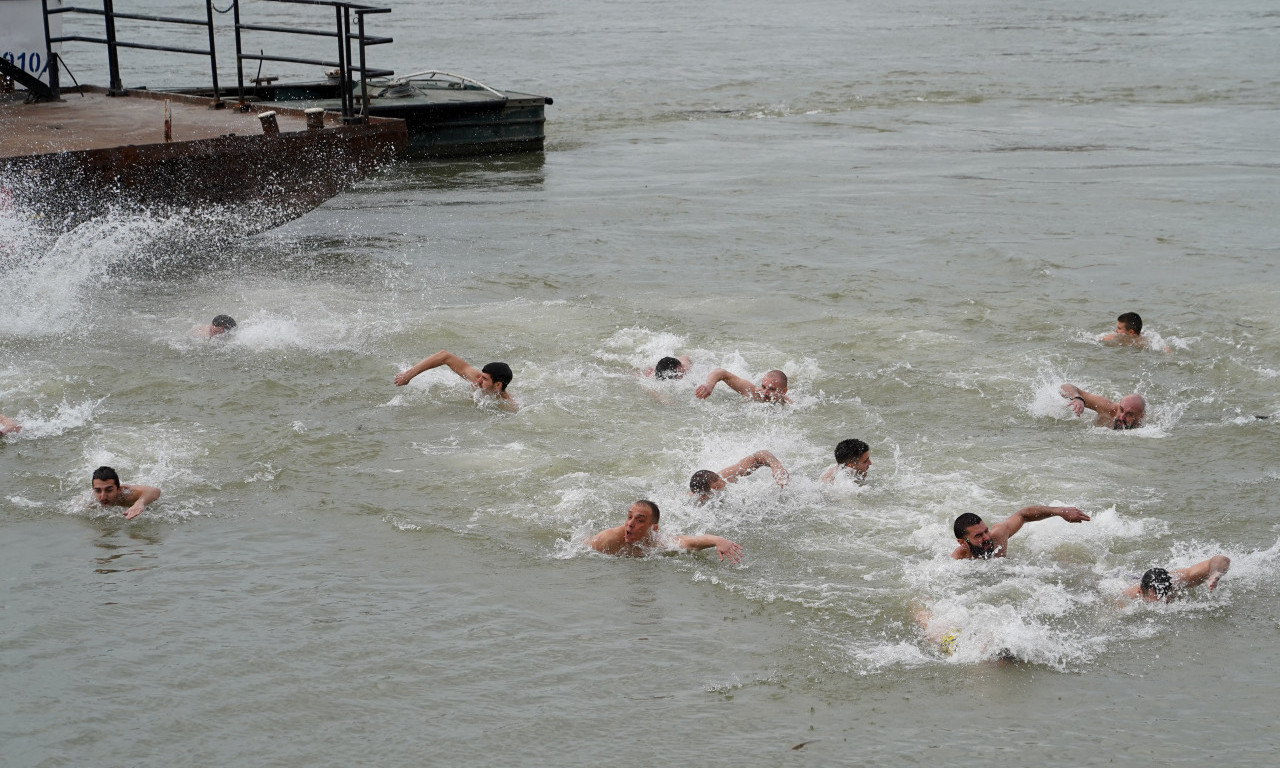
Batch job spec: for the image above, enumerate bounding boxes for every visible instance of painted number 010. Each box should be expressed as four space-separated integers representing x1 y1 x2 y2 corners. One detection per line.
3 51 45 76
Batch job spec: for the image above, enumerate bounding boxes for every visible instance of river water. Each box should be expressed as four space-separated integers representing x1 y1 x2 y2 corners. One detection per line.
3 1 1279 765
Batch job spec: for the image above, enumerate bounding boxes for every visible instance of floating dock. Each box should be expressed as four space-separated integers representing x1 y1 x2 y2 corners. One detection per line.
1 86 406 231
182 72 552 159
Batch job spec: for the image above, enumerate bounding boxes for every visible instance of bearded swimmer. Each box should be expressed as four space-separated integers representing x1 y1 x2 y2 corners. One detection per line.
951 506 1091 560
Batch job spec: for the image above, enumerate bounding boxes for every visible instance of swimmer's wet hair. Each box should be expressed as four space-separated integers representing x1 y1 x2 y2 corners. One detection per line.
835 438 870 465
92 466 120 485
689 470 719 495
1140 567 1174 600
211 314 237 330
765 369 788 388
1118 312 1142 334
481 362 513 390
635 499 660 523
953 512 983 540
654 356 682 380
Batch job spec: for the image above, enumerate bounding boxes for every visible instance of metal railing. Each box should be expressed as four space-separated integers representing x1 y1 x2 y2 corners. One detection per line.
36 1 394 121
45 0 223 100
232 0 393 122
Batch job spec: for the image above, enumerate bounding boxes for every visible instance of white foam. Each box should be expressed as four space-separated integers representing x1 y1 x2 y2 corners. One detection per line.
0 398 102 439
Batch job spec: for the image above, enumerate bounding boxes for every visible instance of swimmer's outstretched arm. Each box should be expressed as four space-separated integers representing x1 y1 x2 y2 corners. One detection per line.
121 484 162 520
394 350 482 387
695 369 752 400
0 415 21 435
995 505 1090 539
1060 384 1113 418
720 450 789 488
676 534 743 564
1176 555 1231 591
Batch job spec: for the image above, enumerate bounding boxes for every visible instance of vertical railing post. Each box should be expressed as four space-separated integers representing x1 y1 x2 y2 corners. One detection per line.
40 0 60 98
204 0 222 104
333 4 349 120
102 0 124 95
356 9 369 121
231 0 246 107
342 5 358 123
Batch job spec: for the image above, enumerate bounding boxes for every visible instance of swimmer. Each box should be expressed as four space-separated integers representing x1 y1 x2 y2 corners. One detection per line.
819 438 871 484
644 355 693 380
587 500 744 563
1060 383 1145 430
695 368 790 404
688 450 789 504
1120 555 1230 603
196 314 237 338
1 414 21 436
1100 311 1169 353
952 506 1091 560
912 606 1018 662
91 466 161 520
394 349 517 409
912 605 962 655
1100 312 1148 347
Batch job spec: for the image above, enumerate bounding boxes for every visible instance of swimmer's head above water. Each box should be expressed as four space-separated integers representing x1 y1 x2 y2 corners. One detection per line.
480 362 514 392
1112 394 1146 429
689 469 726 504
1139 567 1176 601
654 356 685 380
953 512 997 558
834 438 871 479
1124 556 1229 603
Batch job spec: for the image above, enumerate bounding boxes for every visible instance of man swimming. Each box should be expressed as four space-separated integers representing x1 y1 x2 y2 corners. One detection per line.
587 500 744 563
91 466 162 520
1100 311 1168 352
952 506 1091 560
645 355 692 380
688 450 789 504
1100 312 1148 347
394 349 517 409
694 368 790 404
1060 383 1145 430
1120 555 1230 602
197 314 237 338
819 438 871 484
0 414 21 436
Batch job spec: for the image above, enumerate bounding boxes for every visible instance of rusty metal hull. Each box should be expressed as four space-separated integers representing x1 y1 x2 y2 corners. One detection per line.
1 87 408 233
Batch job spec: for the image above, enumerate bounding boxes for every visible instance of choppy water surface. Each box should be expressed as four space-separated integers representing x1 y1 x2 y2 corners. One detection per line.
3 1 1279 766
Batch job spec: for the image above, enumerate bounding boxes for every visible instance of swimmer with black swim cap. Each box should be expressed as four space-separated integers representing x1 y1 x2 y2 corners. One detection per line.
196 314 238 338
688 450 789 504
1121 555 1230 602
645 355 692 380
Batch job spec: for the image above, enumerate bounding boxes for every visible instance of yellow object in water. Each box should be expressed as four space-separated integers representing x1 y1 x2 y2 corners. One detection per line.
939 628 961 656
